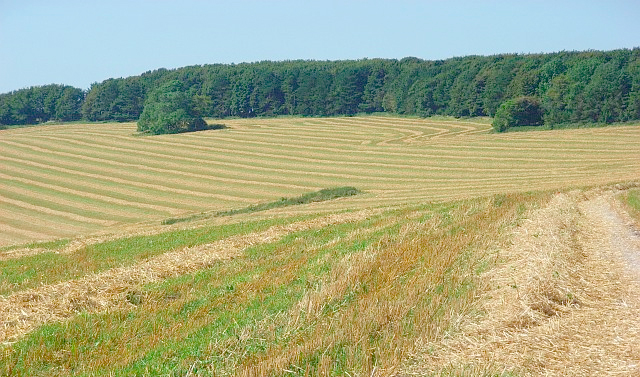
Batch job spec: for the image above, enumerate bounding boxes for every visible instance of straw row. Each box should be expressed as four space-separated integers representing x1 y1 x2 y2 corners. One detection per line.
406 189 640 376
0 210 373 344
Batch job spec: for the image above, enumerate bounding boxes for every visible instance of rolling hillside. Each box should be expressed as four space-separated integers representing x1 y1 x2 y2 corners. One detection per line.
1 116 639 247
1 116 640 375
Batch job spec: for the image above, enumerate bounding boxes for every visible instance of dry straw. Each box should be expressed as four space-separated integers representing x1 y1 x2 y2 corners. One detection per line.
406 188 640 376
0 210 373 344
3 118 639 247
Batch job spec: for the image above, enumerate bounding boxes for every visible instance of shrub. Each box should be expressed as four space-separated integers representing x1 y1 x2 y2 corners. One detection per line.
493 96 543 132
137 80 206 135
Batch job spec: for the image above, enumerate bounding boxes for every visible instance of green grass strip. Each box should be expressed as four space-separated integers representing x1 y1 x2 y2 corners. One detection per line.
161 186 362 225
0 215 313 296
623 188 640 222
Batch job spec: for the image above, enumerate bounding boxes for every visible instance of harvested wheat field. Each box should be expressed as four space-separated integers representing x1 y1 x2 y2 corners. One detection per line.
2 184 640 376
1 116 640 246
1 116 640 376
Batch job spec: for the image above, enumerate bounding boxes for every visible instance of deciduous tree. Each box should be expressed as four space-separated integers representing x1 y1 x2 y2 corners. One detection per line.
137 80 206 135
493 96 543 132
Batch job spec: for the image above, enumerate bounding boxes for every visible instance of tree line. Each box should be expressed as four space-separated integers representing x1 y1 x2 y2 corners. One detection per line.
2 48 639 130
0 84 84 126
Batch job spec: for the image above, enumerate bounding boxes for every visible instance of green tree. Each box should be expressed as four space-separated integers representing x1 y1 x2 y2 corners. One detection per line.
359 66 387 113
137 80 206 135
542 74 571 124
492 96 543 132
82 79 119 121
327 64 368 115
625 58 640 120
583 61 630 123
4 48 640 127
229 69 254 117
54 86 84 121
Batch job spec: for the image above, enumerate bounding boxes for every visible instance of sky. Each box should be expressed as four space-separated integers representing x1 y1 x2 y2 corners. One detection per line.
1 0 639 93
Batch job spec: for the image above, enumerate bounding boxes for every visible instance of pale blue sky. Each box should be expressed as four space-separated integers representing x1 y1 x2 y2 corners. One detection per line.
1 0 639 93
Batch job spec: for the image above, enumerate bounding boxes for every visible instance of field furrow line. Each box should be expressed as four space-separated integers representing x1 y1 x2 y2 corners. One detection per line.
0 158 206 213
0 223 54 243
2 148 632 196
6 138 460 185
211 123 376 144
77 123 638 162
496 132 640 146
233 121 449 145
141 133 632 163
45 135 470 171
0 181 148 222
93 132 622 168
311 118 451 136
3 137 319 191
423 140 640 154
0 209 374 343
0 154 247 204
12 134 578 175
0 171 176 215
308 117 489 139
0 195 116 227
0 204 93 235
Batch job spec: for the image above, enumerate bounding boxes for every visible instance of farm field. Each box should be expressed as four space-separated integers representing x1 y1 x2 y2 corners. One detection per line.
1 115 639 247
2 185 640 375
1 116 640 375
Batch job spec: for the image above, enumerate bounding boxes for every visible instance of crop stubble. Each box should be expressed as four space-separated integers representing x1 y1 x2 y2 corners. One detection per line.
1 116 639 246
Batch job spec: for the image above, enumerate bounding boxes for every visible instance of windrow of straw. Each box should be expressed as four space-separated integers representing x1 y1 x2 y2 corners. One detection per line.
2 117 639 246
0 210 373 344
229 195 530 376
406 189 640 376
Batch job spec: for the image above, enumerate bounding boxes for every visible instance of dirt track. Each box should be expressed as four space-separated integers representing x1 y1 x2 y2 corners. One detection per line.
580 191 640 282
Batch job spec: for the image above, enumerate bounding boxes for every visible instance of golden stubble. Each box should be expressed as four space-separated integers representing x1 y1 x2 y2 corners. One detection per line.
407 186 640 376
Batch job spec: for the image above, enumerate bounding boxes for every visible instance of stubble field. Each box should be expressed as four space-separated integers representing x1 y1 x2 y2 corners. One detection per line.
2 116 640 376
1 115 639 247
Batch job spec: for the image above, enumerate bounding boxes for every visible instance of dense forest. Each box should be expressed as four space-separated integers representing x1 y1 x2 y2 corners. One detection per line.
1 48 639 129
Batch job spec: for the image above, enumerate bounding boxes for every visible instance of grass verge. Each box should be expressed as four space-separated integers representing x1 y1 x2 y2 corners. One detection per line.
622 187 640 223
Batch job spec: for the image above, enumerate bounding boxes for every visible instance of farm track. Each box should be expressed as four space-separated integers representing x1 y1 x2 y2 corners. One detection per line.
1 116 639 246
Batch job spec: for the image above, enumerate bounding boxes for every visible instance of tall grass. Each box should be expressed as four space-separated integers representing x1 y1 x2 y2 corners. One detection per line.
623 188 640 223
0 192 545 376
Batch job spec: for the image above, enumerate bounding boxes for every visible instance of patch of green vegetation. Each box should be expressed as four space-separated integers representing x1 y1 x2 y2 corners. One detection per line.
2 213 386 376
501 119 640 133
0 215 313 296
161 186 362 225
0 238 70 253
623 188 640 222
